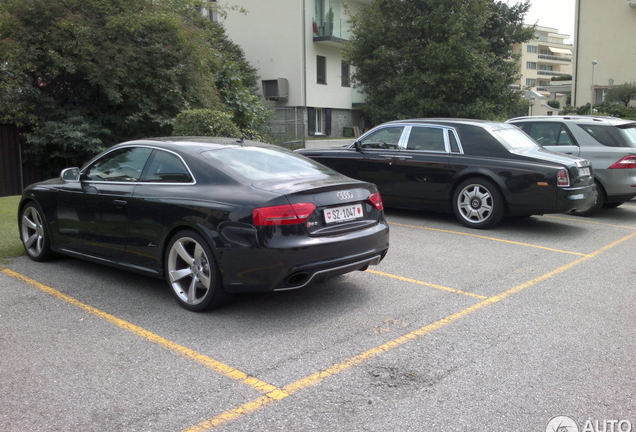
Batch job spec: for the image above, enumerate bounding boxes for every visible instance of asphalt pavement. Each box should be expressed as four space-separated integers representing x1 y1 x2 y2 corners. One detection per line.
2 204 635 432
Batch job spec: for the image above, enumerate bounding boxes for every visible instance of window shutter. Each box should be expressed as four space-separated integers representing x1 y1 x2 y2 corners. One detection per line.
308 108 315 136
325 109 332 136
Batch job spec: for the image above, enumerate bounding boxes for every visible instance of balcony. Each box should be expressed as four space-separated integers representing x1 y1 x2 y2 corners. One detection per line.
538 54 571 63
537 71 571 77
313 0 352 45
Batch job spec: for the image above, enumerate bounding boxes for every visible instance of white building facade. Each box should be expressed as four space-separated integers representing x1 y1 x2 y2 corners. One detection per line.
218 0 371 142
573 0 636 109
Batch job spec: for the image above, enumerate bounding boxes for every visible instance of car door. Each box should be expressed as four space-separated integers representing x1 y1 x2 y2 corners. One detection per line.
518 122 581 156
333 125 408 204
56 146 152 258
386 125 452 209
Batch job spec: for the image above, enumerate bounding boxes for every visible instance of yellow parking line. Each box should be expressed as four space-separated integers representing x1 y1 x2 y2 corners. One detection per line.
389 222 590 256
183 230 636 431
0 268 286 398
544 214 636 230
366 269 488 299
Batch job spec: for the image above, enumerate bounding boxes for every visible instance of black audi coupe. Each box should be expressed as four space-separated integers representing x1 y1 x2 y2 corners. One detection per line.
297 119 597 229
18 137 389 311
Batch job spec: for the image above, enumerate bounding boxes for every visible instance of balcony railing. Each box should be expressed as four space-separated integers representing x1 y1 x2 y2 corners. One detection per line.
537 71 570 77
538 54 571 62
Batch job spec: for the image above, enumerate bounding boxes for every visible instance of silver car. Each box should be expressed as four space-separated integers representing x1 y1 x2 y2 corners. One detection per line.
507 115 636 215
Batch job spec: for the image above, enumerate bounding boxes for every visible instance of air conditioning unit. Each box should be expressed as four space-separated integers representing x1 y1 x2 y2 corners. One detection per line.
262 78 289 101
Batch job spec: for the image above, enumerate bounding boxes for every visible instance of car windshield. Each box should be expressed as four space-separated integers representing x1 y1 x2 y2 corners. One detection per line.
203 146 335 181
491 127 540 152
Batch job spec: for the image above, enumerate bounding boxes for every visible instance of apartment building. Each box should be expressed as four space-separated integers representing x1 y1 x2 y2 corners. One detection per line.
512 25 573 115
217 0 370 142
573 0 636 109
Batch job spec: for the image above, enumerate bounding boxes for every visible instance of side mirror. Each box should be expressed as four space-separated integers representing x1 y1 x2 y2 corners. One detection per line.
61 167 80 182
354 141 364 153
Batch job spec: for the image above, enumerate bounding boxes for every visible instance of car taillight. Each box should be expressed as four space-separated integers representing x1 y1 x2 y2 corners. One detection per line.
609 156 636 169
557 169 570 187
368 192 384 210
252 203 316 226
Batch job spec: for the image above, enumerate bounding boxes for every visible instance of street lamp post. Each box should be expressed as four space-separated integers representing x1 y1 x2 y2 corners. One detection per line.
529 97 535 116
591 60 597 114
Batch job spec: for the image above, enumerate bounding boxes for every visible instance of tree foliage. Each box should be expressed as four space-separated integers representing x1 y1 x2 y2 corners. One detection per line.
0 0 269 170
173 109 241 137
343 0 535 123
605 83 636 107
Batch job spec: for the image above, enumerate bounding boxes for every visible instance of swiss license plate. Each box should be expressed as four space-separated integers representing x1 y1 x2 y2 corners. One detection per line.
324 203 363 224
579 167 591 177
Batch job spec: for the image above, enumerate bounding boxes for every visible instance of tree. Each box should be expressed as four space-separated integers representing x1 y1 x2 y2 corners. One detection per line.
605 82 636 107
0 0 269 172
343 0 535 123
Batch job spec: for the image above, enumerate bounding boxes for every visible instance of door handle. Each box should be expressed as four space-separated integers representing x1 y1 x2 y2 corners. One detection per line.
113 199 127 208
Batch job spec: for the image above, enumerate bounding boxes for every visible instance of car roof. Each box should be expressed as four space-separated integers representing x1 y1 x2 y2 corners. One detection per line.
380 118 513 131
507 115 636 126
113 137 275 154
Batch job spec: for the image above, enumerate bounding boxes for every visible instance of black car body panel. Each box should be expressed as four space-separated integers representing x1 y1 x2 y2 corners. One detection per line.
297 119 597 227
18 138 389 306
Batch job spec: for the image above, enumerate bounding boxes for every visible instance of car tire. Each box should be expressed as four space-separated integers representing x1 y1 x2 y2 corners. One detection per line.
573 182 605 216
452 178 505 229
165 230 229 312
20 202 53 262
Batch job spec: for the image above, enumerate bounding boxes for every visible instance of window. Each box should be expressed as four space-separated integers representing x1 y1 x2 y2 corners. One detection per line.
307 107 331 136
406 127 446 151
539 65 553 71
199 0 217 22
86 147 152 182
526 62 537 70
141 150 193 183
341 61 350 87
526 78 536 87
525 123 574 146
317 56 326 84
359 126 405 149
527 45 538 53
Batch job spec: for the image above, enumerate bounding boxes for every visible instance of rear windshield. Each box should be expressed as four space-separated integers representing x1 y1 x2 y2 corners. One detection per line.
202 146 335 181
579 124 635 148
491 127 540 152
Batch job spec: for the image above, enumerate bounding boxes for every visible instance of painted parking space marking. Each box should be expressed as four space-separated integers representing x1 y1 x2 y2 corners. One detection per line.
4 227 636 432
366 269 489 299
181 230 636 431
544 214 636 230
389 222 590 256
0 268 286 399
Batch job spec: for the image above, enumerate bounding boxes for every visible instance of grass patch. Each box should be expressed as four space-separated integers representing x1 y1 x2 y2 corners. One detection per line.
0 195 24 260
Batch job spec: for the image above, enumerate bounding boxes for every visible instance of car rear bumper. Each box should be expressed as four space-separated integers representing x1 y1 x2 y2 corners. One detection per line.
559 183 598 212
218 221 390 293
595 169 636 200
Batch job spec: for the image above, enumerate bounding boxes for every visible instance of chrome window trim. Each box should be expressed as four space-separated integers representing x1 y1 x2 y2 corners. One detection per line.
80 145 197 186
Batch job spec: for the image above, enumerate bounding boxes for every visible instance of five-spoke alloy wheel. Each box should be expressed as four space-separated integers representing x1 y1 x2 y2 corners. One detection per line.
165 230 228 311
20 202 52 261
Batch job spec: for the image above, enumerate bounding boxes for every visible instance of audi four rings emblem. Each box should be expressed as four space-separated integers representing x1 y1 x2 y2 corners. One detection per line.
337 191 353 200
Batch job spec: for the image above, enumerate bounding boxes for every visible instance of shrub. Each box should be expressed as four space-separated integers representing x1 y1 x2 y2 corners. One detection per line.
173 109 241 137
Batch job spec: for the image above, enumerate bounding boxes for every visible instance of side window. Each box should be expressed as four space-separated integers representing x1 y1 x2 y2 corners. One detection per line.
141 150 193 183
525 122 574 146
579 125 623 147
359 126 404 149
406 127 446 151
85 147 152 182
448 130 461 153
